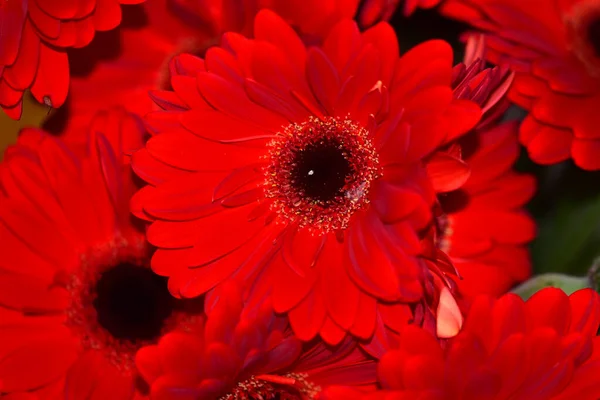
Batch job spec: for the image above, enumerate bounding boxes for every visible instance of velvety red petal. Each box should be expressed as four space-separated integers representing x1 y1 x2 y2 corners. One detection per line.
426 152 470 193
289 288 327 341
320 238 360 330
0 336 77 392
30 44 69 108
93 0 123 31
0 0 27 65
571 139 600 171
2 21 40 91
65 351 112 400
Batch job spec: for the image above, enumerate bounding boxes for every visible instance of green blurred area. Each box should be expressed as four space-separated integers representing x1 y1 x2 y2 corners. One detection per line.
0 93 51 160
518 155 600 276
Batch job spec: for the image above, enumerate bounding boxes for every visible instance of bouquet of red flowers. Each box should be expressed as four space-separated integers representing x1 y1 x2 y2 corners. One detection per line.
1 0 600 399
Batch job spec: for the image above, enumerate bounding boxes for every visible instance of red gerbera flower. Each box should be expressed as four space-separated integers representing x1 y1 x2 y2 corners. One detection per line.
131 10 481 354
431 35 536 299
0 108 201 399
136 281 377 400
440 0 600 170
0 0 145 120
322 287 600 399
45 0 363 148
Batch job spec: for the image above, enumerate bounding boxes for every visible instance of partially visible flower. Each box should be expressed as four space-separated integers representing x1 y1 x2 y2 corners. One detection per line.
358 0 442 25
0 0 145 120
436 121 536 299
430 35 536 299
136 282 377 400
0 108 200 399
323 287 600 399
440 0 600 170
130 10 481 354
45 0 363 148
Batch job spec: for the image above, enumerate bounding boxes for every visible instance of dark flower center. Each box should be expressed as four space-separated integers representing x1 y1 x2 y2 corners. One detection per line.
264 116 381 234
290 138 352 203
94 263 174 342
588 16 600 56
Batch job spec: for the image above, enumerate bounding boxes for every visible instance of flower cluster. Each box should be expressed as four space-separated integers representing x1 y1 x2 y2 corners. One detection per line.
0 0 599 399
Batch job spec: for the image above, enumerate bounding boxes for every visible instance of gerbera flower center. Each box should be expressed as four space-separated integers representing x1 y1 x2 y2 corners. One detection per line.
221 373 321 400
94 263 175 341
290 137 352 202
64 244 191 372
264 116 380 233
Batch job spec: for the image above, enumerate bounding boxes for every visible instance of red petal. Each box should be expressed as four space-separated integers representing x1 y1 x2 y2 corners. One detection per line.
350 292 377 340
34 0 77 19
521 118 572 165
197 71 287 131
320 238 360 330
30 44 69 108
3 21 40 91
271 254 316 313
525 287 571 334
346 213 402 301
306 47 340 114
0 272 68 312
319 317 347 346
89 366 135 400
568 289 600 337
158 332 204 375
426 152 470 193
65 351 111 400
93 0 122 31
289 289 327 341
572 139 600 171
322 20 361 74
0 337 77 392
253 9 306 71
362 22 399 85
135 345 163 385
0 0 26 65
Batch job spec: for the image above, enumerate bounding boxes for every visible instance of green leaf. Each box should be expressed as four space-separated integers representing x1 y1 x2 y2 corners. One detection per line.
512 273 590 300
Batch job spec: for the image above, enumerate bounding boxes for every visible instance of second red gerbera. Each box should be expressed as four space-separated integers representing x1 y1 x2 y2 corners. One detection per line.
0 108 200 399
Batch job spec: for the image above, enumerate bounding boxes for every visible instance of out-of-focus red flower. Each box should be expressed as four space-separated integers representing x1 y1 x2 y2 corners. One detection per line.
437 121 536 299
358 0 442 25
136 281 377 399
0 108 202 399
0 0 146 120
322 287 600 399
429 35 536 299
440 0 600 170
45 0 363 148
130 10 481 355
